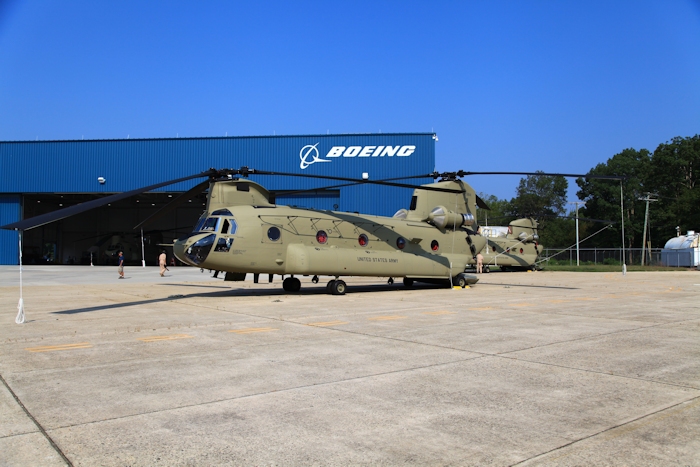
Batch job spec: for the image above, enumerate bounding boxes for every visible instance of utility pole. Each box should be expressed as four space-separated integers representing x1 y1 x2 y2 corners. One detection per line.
569 201 586 266
638 193 658 266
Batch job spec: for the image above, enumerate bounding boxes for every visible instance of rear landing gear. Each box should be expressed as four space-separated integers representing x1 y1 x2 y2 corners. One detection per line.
325 279 346 295
452 274 468 288
331 279 347 295
282 277 301 292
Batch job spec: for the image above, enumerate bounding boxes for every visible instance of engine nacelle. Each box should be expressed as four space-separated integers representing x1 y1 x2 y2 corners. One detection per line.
518 232 539 243
428 206 475 229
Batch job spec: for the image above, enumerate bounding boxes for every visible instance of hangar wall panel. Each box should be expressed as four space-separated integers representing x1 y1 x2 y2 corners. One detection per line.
0 195 20 264
0 133 435 264
0 134 434 203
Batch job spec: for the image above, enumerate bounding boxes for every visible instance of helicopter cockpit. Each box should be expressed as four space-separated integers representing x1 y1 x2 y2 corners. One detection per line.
193 209 238 235
183 209 239 264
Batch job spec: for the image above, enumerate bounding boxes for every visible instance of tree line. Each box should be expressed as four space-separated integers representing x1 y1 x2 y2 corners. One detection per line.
477 135 699 249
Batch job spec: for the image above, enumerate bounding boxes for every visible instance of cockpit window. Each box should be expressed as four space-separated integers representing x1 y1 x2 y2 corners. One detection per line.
200 217 220 232
221 218 238 235
193 215 207 232
194 215 237 234
211 209 233 216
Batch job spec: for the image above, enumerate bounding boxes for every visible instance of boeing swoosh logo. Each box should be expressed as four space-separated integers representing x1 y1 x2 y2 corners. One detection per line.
300 143 331 169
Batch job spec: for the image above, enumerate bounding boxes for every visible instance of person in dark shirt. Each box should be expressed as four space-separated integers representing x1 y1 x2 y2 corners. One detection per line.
118 251 125 279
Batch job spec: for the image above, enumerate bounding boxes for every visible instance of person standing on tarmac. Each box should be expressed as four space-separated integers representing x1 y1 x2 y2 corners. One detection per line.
159 250 167 277
476 252 484 274
118 251 125 279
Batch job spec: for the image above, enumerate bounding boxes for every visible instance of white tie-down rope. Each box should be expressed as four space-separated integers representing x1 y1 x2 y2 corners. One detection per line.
15 230 25 324
535 224 613 265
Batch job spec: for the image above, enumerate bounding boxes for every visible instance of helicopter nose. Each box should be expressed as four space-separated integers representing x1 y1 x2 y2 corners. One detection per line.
174 233 216 266
173 238 189 265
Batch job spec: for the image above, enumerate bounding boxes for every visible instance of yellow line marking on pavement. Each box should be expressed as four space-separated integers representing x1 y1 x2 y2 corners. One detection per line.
423 311 457 316
138 334 193 343
547 299 569 303
469 307 493 311
26 343 92 353
307 320 349 327
229 327 279 334
574 297 598 301
368 316 406 321
510 303 535 307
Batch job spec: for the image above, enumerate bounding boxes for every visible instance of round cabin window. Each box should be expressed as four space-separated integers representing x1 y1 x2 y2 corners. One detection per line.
358 234 369 246
316 230 328 244
431 240 439 251
267 227 281 241
396 237 406 250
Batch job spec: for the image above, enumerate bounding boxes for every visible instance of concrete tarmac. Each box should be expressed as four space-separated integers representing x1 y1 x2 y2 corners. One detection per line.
1 266 699 466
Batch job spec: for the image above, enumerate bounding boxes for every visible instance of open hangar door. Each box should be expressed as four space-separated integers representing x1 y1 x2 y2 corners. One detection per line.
20 192 208 265
18 189 343 265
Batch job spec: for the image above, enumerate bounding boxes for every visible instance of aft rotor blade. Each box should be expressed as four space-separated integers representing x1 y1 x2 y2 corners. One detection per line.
485 214 617 224
133 179 211 230
449 171 625 180
247 169 464 193
1 170 216 231
537 214 618 224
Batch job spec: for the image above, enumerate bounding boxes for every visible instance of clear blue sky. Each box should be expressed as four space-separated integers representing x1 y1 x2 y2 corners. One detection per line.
1 1 699 204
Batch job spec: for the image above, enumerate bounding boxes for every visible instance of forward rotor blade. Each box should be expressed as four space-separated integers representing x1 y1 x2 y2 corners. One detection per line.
271 174 437 198
133 179 211 230
247 169 463 193
475 195 491 210
1 170 216 231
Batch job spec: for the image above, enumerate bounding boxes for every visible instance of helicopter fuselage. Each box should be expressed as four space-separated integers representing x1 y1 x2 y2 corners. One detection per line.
173 204 486 280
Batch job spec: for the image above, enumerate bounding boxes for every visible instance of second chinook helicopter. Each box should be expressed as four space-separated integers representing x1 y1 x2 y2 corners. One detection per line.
478 218 543 272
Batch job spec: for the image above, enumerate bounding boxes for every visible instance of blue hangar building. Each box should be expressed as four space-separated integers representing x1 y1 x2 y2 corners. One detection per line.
0 133 436 265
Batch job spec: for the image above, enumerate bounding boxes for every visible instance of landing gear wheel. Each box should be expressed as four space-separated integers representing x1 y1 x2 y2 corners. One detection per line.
331 280 347 295
484 266 490 273
403 278 414 287
326 280 336 292
452 274 468 288
283 277 301 292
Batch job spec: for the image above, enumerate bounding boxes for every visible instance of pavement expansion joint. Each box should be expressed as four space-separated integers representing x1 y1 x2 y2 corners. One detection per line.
48 355 489 431
496 319 688 356
511 395 700 466
0 372 74 466
498 354 700 392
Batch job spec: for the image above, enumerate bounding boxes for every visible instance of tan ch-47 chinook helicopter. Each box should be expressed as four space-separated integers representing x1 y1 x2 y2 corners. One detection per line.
1 167 622 295
478 218 543 272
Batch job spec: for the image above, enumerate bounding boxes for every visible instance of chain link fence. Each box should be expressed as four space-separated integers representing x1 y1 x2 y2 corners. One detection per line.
541 247 669 266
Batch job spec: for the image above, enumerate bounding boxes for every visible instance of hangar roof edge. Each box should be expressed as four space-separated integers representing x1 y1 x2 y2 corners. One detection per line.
0 132 437 144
